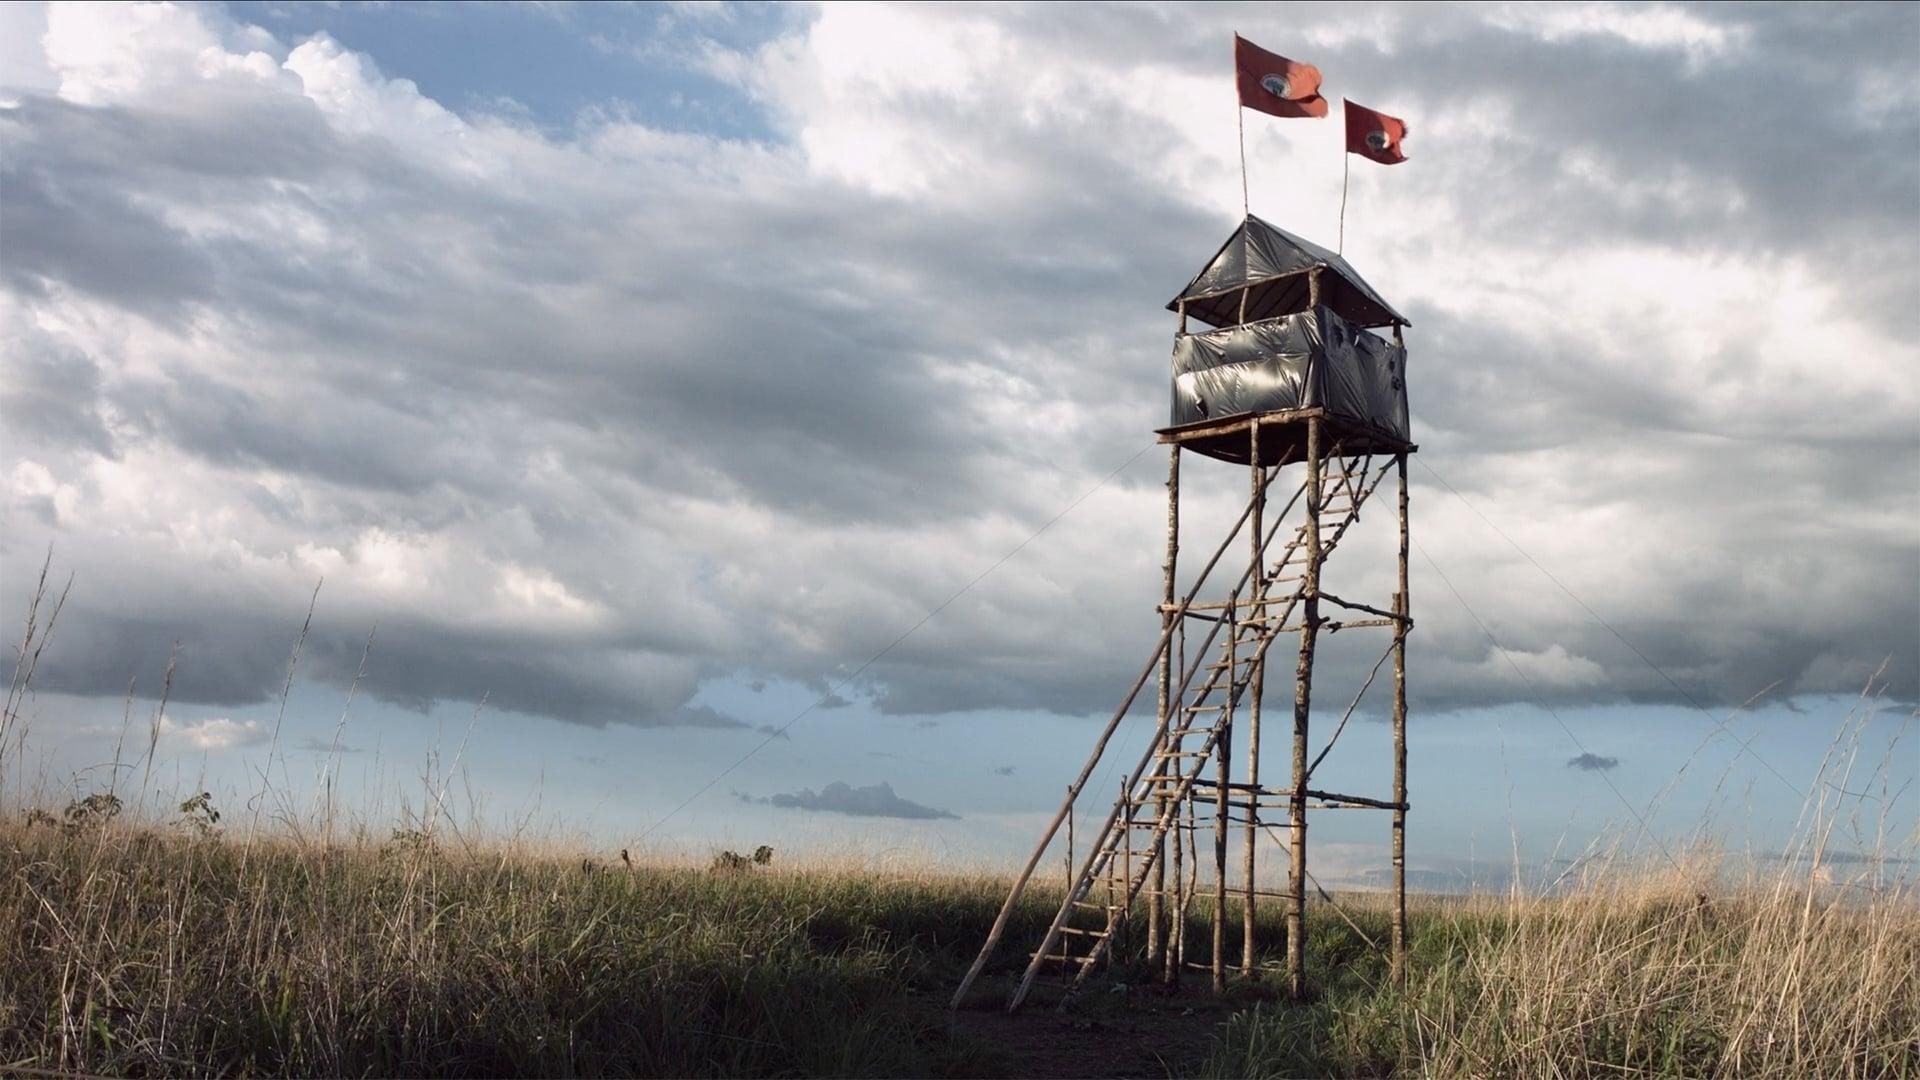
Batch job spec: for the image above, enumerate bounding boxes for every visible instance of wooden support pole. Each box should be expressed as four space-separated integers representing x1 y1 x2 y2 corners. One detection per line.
1180 777 1196 970
1065 787 1074 899
1212 597 1233 993
1391 452 1410 986
1170 616 1187 985
1243 420 1263 975
1119 775 1131 962
1288 415 1322 1000
1151 446 1179 973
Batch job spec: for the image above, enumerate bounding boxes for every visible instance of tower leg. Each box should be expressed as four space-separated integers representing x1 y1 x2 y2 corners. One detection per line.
1118 775 1130 963
1243 421 1264 976
1288 416 1322 1000
1169 622 1187 986
1392 453 1410 985
1151 447 1179 972
1212 604 1232 993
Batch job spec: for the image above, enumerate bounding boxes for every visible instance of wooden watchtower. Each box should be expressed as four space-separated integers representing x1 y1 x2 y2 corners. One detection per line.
954 215 1415 1010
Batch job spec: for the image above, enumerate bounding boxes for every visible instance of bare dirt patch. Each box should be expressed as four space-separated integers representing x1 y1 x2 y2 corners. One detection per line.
924 974 1255 1079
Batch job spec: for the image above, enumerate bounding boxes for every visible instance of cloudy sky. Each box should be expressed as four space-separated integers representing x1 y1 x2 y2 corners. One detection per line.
1 1 1914 886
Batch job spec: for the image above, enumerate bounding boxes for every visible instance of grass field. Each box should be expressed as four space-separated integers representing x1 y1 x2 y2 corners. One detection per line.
3 805 1915 1079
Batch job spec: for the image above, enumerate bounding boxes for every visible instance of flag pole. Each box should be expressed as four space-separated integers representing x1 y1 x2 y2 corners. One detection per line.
1238 103 1250 218
1234 31 1250 217
1337 136 1350 254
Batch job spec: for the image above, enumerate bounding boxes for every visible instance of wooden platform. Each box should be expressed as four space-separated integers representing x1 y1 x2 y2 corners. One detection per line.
1155 407 1415 466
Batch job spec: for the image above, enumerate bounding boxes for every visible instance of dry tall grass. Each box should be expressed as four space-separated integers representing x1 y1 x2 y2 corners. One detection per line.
0 818 1019 1077
1206 683 1920 1080
1407 862 1916 1077
5 808 1913 1078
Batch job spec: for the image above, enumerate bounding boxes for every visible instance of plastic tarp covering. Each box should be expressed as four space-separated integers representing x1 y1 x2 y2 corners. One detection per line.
1167 214 1407 329
1170 305 1408 440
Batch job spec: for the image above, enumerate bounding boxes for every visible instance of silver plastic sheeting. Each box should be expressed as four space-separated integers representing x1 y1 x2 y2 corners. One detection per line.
1171 305 1408 440
1168 215 1408 329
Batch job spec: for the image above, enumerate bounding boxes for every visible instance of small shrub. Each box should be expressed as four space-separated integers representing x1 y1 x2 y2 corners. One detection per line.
62 792 122 830
387 826 433 855
711 844 776 872
177 791 221 836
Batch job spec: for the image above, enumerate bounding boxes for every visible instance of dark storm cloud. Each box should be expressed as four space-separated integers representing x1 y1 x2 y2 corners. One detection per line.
742 779 958 821
23 581 714 728
0 2 1913 738
1567 752 1621 772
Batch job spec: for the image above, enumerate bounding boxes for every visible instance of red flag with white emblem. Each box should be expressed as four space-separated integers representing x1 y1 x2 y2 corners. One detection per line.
1234 34 1327 119
1344 98 1409 164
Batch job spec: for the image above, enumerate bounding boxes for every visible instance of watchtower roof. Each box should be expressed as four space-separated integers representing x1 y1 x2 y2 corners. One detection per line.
1167 214 1408 330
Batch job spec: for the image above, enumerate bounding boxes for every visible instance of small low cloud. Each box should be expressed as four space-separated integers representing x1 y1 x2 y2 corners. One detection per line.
298 736 362 754
1567 752 1620 772
161 716 268 751
816 691 853 709
673 704 747 730
994 765 1015 776
1483 645 1605 689
741 779 958 820
755 724 790 740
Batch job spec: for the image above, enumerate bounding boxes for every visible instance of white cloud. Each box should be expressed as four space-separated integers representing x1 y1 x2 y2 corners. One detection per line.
283 34 465 145
44 0 286 106
159 715 268 751
1484 3 1750 66
1472 644 1606 691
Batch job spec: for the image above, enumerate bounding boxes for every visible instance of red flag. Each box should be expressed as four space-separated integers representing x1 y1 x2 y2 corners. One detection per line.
1235 34 1327 119
1344 98 1408 164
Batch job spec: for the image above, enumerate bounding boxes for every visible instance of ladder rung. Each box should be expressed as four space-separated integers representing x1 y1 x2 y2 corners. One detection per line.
1058 927 1110 939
